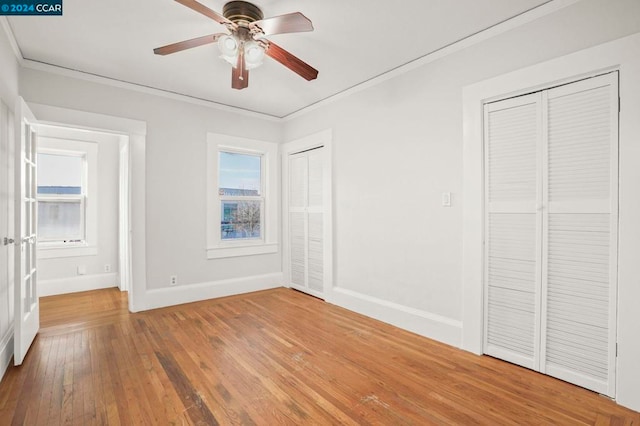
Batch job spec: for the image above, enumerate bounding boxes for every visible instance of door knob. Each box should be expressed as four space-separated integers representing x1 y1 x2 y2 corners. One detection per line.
3 237 15 245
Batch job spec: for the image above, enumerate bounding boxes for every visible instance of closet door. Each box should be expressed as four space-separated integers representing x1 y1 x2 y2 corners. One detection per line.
483 93 543 370
306 149 324 294
289 153 307 290
288 148 325 298
540 73 618 396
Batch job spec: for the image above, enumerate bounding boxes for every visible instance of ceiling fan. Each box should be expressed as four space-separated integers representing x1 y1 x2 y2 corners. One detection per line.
154 0 319 90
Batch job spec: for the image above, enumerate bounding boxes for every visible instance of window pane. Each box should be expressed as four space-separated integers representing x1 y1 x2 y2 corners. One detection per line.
219 152 261 196
37 153 83 195
221 201 261 240
38 200 83 241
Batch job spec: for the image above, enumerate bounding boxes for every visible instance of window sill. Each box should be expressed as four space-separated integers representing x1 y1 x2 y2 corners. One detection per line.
207 242 278 259
37 245 98 259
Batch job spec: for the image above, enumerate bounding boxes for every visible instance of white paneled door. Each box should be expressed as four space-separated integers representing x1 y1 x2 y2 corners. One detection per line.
14 98 39 366
288 147 325 299
484 73 618 397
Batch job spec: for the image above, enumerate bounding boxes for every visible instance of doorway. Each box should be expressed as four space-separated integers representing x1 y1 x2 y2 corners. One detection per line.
35 123 131 298
24 102 147 314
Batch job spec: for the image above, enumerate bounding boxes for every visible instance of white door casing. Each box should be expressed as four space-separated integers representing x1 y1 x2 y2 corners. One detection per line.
119 138 131 292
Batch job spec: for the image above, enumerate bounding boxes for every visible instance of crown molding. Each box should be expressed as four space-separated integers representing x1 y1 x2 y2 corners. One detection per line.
21 59 281 121
282 0 581 121
0 17 24 65
5 12 278 121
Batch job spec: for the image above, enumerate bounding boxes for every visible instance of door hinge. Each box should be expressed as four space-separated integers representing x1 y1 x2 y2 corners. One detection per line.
616 343 618 357
618 97 621 113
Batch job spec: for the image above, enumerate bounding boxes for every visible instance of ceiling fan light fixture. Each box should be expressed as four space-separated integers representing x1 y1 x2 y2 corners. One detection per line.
244 40 265 69
218 34 239 57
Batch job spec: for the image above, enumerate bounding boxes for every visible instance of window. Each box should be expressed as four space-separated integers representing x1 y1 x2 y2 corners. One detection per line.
207 134 278 259
37 151 86 243
219 151 263 240
37 134 98 258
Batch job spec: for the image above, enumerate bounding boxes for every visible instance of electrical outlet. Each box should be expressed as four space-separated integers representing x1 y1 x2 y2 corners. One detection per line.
77 265 86 275
170 275 178 286
104 264 111 273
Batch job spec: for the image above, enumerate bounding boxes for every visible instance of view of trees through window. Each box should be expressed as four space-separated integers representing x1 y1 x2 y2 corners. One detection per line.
221 200 261 239
218 151 262 240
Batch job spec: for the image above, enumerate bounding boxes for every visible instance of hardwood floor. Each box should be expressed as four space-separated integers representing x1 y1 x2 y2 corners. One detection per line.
0 288 638 425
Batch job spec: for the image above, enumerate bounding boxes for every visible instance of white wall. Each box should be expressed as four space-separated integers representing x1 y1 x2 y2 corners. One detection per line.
283 0 640 410
0 18 19 380
36 127 121 296
0 20 18 105
283 0 640 338
19 68 283 308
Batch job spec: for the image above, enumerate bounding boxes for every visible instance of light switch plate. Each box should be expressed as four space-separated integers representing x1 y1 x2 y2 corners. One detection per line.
442 192 451 207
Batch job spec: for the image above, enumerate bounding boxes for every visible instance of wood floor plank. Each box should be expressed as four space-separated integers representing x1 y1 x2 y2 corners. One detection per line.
38 335 64 425
70 331 84 425
0 287 638 425
8 339 44 425
60 333 75 425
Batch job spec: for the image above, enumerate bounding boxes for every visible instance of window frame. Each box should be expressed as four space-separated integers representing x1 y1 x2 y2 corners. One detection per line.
36 136 98 259
207 133 278 259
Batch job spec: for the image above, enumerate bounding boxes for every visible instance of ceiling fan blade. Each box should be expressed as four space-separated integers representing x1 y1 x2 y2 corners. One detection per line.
174 0 236 28
154 33 225 55
250 12 313 36
265 41 318 81
232 48 249 90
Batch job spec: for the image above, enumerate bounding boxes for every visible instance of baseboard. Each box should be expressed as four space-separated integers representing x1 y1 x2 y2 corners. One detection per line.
328 287 462 348
39 273 118 297
0 327 14 382
144 272 284 311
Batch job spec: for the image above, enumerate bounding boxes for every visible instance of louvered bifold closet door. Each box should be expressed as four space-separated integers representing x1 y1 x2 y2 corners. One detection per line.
289 154 307 289
288 148 325 298
484 93 543 370
540 73 618 396
306 149 324 293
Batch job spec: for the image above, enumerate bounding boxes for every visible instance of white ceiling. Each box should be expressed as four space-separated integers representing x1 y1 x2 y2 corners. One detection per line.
7 0 550 118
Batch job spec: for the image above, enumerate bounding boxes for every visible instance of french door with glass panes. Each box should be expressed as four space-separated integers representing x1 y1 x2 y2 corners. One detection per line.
14 97 39 365
483 72 618 397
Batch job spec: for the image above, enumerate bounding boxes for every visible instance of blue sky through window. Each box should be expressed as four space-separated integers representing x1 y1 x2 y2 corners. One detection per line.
219 151 261 193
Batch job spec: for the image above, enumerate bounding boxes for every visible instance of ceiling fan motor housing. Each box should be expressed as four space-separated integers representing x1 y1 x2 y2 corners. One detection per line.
223 1 264 25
